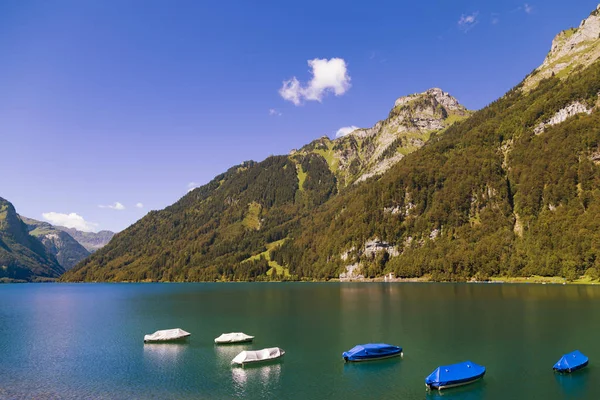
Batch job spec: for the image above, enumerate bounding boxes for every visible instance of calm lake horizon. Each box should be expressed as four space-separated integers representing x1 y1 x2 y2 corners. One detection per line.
0 282 598 399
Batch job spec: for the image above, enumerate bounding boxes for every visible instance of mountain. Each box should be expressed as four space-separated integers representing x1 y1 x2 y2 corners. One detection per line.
61 90 467 282
524 5 600 90
54 227 114 253
63 5 600 283
291 88 470 186
20 216 90 271
0 198 64 282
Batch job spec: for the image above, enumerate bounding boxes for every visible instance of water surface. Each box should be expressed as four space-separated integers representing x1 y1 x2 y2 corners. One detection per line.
0 283 598 399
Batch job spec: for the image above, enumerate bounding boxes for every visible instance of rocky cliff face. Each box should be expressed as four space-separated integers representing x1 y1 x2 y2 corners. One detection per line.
524 5 600 90
294 88 470 186
0 198 64 281
20 216 90 271
534 101 593 134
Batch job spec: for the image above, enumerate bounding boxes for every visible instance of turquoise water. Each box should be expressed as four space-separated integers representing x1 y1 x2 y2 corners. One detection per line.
0 283 599 399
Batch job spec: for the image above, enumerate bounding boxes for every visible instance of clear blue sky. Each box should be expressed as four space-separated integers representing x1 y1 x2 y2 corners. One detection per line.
1 0 598 232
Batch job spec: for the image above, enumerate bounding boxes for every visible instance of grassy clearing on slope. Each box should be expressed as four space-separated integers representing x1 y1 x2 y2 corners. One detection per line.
563 27 577 40
242 239 290 277
0 204 8 221
314 146 338 173
242 202 261 230
445 112 471 126
296 164 307 191
29 227 54 236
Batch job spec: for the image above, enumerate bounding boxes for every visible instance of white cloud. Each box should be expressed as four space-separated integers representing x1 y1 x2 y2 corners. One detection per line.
279 58 351 105
99 202 125 210
135 202 144 208
335 125 360 138
280 77 303 105
524 3 533 14
187 182 200 192
458 12 479 32
269 108 282 116
42 212 98 232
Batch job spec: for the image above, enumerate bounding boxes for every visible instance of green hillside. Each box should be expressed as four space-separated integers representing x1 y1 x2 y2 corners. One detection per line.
0 198 64 281
62 90 465 283
272 62 600 282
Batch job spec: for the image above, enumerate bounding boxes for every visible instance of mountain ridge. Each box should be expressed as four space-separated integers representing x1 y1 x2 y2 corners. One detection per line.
292 87 470 186
524 4 600 90
0 197 64 281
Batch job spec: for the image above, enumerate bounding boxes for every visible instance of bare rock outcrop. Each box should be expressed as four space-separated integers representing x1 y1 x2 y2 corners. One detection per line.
534 101 592 134
335 88 470 183
363 238 399 257
525 5 600 90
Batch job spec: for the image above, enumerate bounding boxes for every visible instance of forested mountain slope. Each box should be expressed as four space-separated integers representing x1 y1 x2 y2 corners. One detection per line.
63 5 600 282
62 90 467 282
273 62 600 281
0 198 64 281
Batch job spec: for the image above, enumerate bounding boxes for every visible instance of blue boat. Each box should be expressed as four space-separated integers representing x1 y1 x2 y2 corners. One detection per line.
553 350 589 373
425 361 486 390
342 343 402 362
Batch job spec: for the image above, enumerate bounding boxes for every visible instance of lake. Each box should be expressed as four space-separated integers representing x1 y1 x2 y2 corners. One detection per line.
0 283 598 399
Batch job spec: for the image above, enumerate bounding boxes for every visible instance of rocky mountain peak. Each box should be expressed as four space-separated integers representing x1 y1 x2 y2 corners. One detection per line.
0 197 29 244
394 88 465 113
524 4 600 90
303 88 471 185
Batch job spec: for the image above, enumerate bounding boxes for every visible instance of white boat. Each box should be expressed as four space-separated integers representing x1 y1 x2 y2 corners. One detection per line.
143 328 191 343
215 332 254 344
231 347 285 366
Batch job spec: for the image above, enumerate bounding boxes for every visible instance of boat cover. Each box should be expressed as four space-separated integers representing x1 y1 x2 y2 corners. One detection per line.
342 343 402 361
553 350 589 372
231 347 284 365
215 332 254 344
425 361 486 387
144 328 191 342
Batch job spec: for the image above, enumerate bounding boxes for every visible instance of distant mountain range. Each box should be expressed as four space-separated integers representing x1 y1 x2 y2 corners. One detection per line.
0 196 115 281
52 227 114 253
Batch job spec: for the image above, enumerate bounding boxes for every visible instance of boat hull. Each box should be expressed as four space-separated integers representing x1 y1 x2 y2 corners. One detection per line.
342 344 403 362
215 338 254 344
553 350 589 373
236 351 285 367
344 351 403 362
144 334 190 343
426 371 485 390
554 360 589 373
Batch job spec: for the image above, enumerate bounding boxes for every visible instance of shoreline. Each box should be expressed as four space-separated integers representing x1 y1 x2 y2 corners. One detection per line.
336 275 599 285
11 275 599 285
